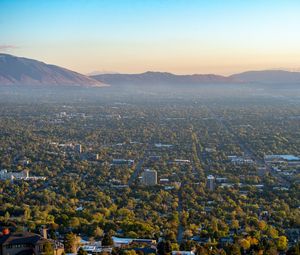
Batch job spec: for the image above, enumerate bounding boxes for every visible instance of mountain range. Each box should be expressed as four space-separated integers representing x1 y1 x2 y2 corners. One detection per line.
1 53 300 87
92 70 300 86
0 54 105 87
91 71 237 85
230 70 300 84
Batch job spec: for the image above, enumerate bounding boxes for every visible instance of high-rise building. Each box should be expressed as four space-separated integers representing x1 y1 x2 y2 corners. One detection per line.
141 169 157 186
75 144 82 153
206 175 215 191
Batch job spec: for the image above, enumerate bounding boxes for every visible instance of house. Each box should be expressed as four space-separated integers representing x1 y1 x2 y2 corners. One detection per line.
219 237 234 246
131 239 156 246
172 251 195 255
78 243 111 254
125 247 156 254
112 237 132 247
0 231 64 255
159 178 169 184
112 159 134 166
173 159 191 165
112 237 156 248
265 154 300 162
155 143 173 148
215 177 228 183
0 170 29 180
228 156 254 165
80 153 99 161
80 245 96 253
192 236 211 244
0 170 46 182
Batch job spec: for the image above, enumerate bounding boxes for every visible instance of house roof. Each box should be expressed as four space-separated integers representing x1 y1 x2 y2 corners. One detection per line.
132 247 157 254
0 232 47 246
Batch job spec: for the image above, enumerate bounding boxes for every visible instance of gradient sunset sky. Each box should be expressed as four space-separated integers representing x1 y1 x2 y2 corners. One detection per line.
1 0 300 75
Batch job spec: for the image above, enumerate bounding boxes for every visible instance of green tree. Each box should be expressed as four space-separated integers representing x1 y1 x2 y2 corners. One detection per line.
44 242 54 255
64 233 78 253
77 248 88 255
102 233 114 246
4 211 10 223
94 227 104 238
157 241 172 255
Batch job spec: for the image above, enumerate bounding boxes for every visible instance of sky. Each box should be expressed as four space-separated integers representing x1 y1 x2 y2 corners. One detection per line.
1 0 300 75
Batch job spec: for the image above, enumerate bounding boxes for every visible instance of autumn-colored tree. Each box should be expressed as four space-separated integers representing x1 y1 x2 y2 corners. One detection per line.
64 233 78 253
258 220 267 231
239 238 251 251
94 227 104 238
277 236 288 251
231 219 239 230
44 241 54 255
267 226 278 239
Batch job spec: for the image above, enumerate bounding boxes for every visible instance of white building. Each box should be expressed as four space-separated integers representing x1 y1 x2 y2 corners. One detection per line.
0 169 29 180
206 175 215 191
172 251 195 255
0 169 46 181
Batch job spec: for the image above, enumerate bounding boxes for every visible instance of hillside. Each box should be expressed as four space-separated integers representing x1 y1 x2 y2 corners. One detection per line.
230 70 300 84
92 70 300 86
0 54 106 87
91 71 237 86
2 54 300 87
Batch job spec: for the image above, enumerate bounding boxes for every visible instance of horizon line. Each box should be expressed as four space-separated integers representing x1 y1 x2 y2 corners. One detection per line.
1 52 300 77
86 68 300 77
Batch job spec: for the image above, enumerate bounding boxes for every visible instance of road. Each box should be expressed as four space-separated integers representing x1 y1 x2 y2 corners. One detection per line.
207 107 264 164
127 144 153 186
177 183 184 243
208 107 290 187
128 158 145 186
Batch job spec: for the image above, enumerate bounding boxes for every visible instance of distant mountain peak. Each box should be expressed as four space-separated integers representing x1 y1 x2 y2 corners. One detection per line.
0 54 107 87
91 71 237 86
91 69 300 86
230 70 300 84
1 54 300 87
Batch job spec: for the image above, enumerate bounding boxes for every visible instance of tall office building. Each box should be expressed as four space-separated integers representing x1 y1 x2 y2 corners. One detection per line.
206 175 215 191
141 169 157 186
75 144 82 153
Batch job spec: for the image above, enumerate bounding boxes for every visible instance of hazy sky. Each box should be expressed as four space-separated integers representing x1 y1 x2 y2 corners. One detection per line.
1 0 300 75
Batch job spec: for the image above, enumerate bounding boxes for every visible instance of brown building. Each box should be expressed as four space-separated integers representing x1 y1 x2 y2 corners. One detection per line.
0 232 64 255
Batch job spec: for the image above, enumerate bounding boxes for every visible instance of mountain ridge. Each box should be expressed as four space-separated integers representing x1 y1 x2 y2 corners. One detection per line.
91 71 237 85
230 70 300 84
92 70 300 86
0 53 106 87
1 54 300 87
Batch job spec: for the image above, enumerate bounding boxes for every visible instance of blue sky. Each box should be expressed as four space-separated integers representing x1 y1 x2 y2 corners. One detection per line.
1 0 300 74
